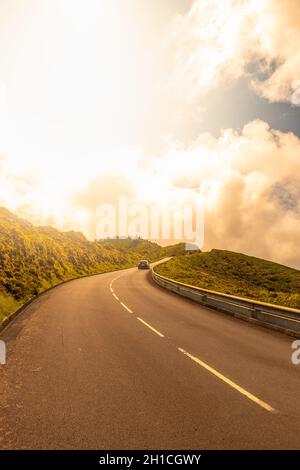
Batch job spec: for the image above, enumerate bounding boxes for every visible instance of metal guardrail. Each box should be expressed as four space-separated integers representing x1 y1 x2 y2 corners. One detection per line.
152 268 300 336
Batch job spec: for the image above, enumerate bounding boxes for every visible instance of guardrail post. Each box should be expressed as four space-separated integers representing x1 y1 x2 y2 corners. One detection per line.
252 308 261 319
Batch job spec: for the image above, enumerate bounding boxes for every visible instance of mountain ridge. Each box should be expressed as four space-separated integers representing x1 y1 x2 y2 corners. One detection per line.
0 207 185 321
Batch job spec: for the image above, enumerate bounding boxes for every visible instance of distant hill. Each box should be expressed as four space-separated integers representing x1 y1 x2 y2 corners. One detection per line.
0 207 185 321
155 249 300 309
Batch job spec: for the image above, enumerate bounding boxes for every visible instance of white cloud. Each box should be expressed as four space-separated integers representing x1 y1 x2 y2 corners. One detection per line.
153 120 300 267
0 0 299 268
169 0 300 103
2 117 300 267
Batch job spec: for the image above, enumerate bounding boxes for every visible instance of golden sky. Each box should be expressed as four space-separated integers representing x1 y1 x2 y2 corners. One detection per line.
0 0 300 266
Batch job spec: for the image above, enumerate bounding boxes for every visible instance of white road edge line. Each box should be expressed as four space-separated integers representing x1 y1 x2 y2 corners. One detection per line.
112 293 119 301
137 318 165 338
178 348 276 413
120 302 133 314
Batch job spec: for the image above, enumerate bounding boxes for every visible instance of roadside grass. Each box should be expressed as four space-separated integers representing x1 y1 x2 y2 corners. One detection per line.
0 291 20 323
0 207 187 324
155 249 300 309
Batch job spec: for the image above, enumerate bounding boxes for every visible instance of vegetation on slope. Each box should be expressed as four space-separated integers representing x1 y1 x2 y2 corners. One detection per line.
0 207 185 322
155 249 300 309
0 291 20 322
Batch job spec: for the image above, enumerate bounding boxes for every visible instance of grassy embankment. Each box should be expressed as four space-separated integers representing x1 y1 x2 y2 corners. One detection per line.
155 249 300 309
0 207 185 322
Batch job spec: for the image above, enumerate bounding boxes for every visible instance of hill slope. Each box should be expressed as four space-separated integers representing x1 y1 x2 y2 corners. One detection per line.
155 249 300 309
0 207 185 321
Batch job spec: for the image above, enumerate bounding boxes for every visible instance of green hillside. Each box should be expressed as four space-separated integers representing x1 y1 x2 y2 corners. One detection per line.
0 207 185 322
155 249 300 309
2 206 298 322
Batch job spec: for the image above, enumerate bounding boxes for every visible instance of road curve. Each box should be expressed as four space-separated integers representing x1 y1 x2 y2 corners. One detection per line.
0 264 300 449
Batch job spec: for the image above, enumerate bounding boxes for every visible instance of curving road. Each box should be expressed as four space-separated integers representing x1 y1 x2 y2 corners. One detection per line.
0 263 300 449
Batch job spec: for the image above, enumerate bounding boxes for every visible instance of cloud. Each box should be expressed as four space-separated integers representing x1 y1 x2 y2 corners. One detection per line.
169 0 300 103
0 0 299 267
1 118 299 267
154 120 300 267
70 175 136 239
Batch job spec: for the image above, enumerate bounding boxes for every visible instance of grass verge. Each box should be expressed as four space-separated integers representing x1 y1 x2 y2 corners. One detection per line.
155 249 300 309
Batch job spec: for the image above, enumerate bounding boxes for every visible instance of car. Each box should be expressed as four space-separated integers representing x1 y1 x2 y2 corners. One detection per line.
138 260 150 270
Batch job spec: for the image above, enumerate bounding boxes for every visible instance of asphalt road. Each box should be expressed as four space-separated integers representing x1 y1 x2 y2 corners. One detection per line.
0 263 300 449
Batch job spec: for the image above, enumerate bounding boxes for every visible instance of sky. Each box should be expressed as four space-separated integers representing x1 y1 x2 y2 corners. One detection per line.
0 0 300 267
